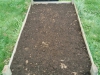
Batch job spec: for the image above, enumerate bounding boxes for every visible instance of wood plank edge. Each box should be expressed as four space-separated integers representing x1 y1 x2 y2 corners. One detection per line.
8 3 31 67
33 1 72 4
73 2 98 75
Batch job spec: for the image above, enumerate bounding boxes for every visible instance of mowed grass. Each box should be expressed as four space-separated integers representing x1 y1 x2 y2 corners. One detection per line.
0 0 100 75
0 0 30 73
75 0 100 74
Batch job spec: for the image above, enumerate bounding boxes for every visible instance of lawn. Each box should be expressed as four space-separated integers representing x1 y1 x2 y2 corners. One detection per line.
0 0 30 74
0 0 100 74
75 0 100 74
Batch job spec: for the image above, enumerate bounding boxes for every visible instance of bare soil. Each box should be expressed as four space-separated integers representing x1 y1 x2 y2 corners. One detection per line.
11 4 91 75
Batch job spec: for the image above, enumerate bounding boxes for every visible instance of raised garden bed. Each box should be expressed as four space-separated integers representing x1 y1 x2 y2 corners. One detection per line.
2 1 98 75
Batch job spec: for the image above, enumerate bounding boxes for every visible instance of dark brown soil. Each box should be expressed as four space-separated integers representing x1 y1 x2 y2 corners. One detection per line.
11 4 91 75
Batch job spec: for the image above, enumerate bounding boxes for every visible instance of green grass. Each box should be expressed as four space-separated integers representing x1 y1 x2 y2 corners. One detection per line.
0 0 30 74
0 0 100 75
75 0 100 74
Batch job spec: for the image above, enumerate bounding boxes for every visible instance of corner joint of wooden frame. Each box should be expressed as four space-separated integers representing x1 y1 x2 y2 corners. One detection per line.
31 0 33 5
72 0 74 4
90 64 98 75
2 65 12 75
